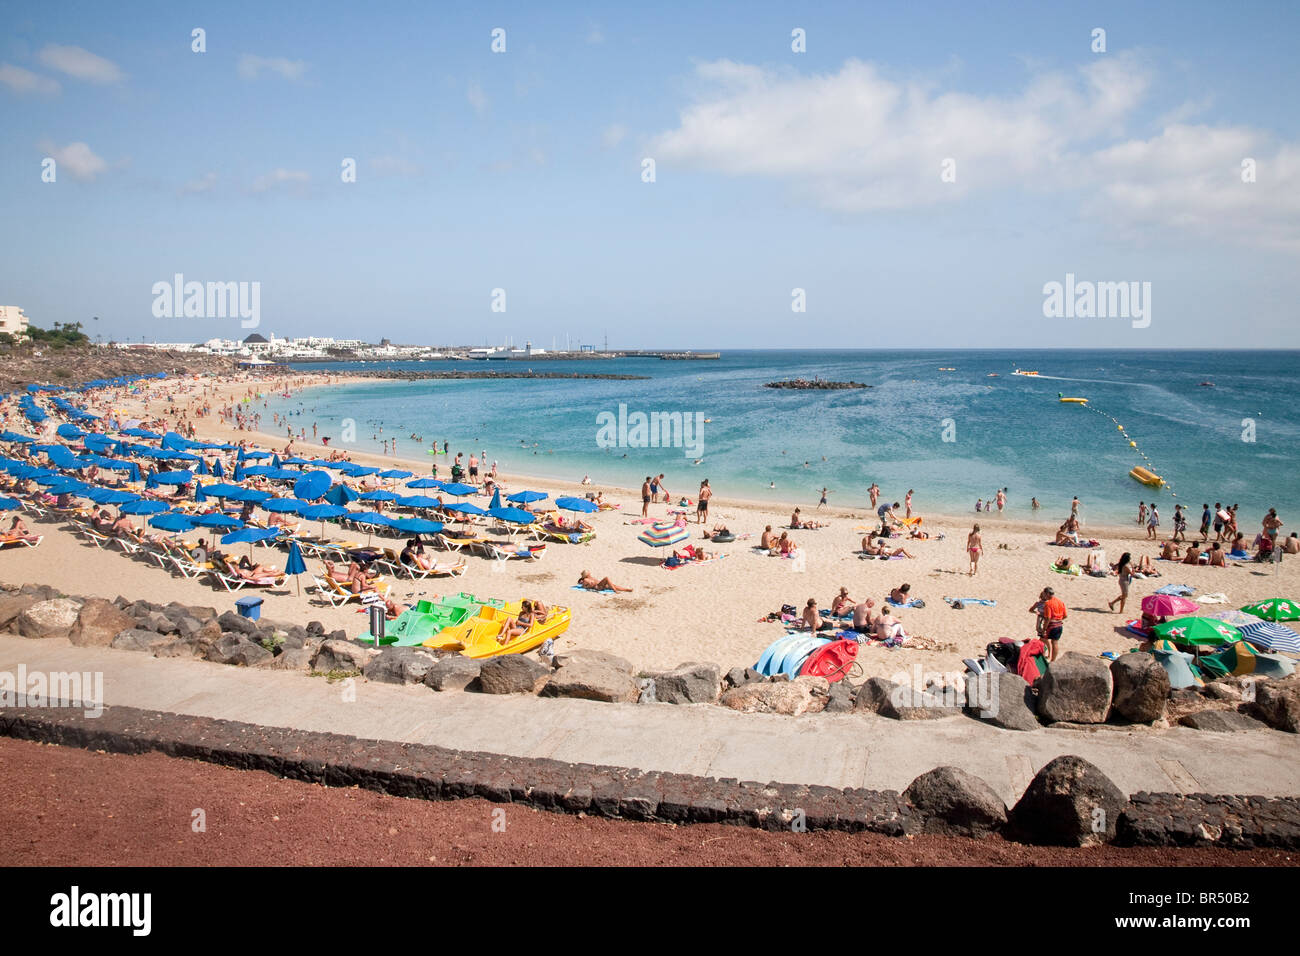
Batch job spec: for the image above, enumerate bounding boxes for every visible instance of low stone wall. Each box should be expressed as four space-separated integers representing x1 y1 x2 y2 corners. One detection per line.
2 704 1297 849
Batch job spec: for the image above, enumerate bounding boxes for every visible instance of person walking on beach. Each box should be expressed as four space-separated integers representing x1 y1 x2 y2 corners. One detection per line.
868 483 880 509
641 477 652 518
697 479 712 524
905 489 913 518
967 524 982 575
1071 496 1080 519
996 488 1006 512
1200 503 1212 541
1137 501 1147 526
1172 504 1187 543
1108 552 1133 614
1146 504 1160 539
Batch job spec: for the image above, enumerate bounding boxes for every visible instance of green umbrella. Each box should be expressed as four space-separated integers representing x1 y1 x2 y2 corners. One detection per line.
1151 616 1241 647
1240 598 1300 622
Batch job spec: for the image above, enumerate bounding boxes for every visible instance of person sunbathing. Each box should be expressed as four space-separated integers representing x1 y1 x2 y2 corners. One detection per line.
703 524 732 541
1135 554 1160 576
233 555 279 579
1230 532 1248 553
1207 543 1226 567
1181 544 1204 565
1159 540 1181 560
759 525 777 549
863 537 913 558
4 516 40 544
1083 551 1106 574
798 598 833 631
830 587 855 616
907 527 931 540
852 599 877 633
790 508 825 530
578 570 631 592
528 598 550 624
90 509 114 533
1054 523 1080 546
324 559 378 594
111 515 139 537
401 543 434 570
873 606 906 641
1053 555 1074 572
499 600 535 643
889 584 915 604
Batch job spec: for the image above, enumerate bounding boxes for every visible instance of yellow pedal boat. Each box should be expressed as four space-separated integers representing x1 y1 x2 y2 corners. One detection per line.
1129 466 1164 487
422 603 571 658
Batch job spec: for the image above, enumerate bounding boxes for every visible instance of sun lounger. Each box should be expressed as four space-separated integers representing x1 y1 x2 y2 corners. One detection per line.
76 526 115 549
480 540 546 564
311 573 390 607
0 533 42 548
435 533 478 553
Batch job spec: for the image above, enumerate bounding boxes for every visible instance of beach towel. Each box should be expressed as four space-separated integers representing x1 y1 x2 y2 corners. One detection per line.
571 585 616 594
944 597 997 608
1016 638 1046 683
886 598 925 608
1051 564 1082 576
1196 593 1228 604
1155 584 1195 596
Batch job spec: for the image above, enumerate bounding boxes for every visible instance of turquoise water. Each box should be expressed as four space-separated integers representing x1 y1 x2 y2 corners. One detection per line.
266 350 1300 525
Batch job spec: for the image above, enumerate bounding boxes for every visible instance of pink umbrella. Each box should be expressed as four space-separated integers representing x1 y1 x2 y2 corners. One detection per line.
1140 594 1199 617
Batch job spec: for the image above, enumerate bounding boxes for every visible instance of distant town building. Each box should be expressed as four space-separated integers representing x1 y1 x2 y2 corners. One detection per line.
0 306 31 338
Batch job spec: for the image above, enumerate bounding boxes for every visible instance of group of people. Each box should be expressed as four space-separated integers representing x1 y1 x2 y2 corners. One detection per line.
794 587 910 642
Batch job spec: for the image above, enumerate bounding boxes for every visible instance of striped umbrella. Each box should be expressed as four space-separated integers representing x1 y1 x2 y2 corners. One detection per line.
1238 620 1300 654
638 521 689 548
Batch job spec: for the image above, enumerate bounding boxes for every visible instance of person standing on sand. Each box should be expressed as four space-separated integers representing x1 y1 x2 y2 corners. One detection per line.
996 488 1006 512
967 524 982 575
904 489 913 518
1172 505 1186 542
641 477 652 517
1138 501 1147 526
818 487 829 509
656 474 669 503
1071 496 1080 519
1033 587 1067 662
1146 504 1160 539
1200 503 1212 541
1108 552 1133 614
868 483 880 509
697 479 712 524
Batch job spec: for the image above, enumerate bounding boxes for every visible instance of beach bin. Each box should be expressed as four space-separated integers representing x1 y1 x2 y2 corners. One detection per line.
368 604 386 643
235 596 263 621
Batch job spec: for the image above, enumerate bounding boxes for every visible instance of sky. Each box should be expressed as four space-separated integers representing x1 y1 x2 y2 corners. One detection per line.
1 0 1298 349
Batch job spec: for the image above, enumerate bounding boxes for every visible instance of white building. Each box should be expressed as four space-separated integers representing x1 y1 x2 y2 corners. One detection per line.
0 306 30 338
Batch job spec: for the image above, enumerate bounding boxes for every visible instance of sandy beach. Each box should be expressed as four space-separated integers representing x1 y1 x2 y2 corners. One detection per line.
5 370 1297 682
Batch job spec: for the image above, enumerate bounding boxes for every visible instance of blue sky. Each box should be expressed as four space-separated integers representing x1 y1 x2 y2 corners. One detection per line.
2 0 1297 348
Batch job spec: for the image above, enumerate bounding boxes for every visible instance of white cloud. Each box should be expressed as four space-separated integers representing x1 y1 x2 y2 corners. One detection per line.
251 168 310 192
467 81 489 115
37 45 123 84
237 54 307 82
651 56 1153 211
601 124 627 149
1086 125 1300 250
0 63 60 95
180 172 218 195
39 141 108 180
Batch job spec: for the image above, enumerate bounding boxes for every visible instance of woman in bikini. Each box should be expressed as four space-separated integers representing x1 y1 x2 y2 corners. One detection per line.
578 570 632 592
1108 552 1133 613
830 587 855 616
967 524 982 575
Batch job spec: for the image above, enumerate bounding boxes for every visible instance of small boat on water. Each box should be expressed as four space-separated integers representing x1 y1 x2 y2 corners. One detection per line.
1059 396 1088 404
1130 466 1164 488
1199 382 1215 387
1013 369 1040 376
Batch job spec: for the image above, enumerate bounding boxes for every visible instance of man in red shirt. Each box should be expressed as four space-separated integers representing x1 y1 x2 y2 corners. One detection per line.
1031 586 1068 662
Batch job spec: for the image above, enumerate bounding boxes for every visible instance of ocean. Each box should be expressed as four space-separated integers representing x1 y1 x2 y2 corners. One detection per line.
266 350 1300 526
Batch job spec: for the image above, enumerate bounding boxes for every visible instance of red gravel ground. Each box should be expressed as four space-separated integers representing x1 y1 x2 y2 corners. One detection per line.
1 738 1293 866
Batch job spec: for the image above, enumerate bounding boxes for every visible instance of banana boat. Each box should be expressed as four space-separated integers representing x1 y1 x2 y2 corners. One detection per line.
1058 396 1088 404
1129 466 1164 487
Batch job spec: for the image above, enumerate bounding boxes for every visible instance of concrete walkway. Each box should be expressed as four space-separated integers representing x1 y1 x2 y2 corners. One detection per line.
2 636 1297 803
